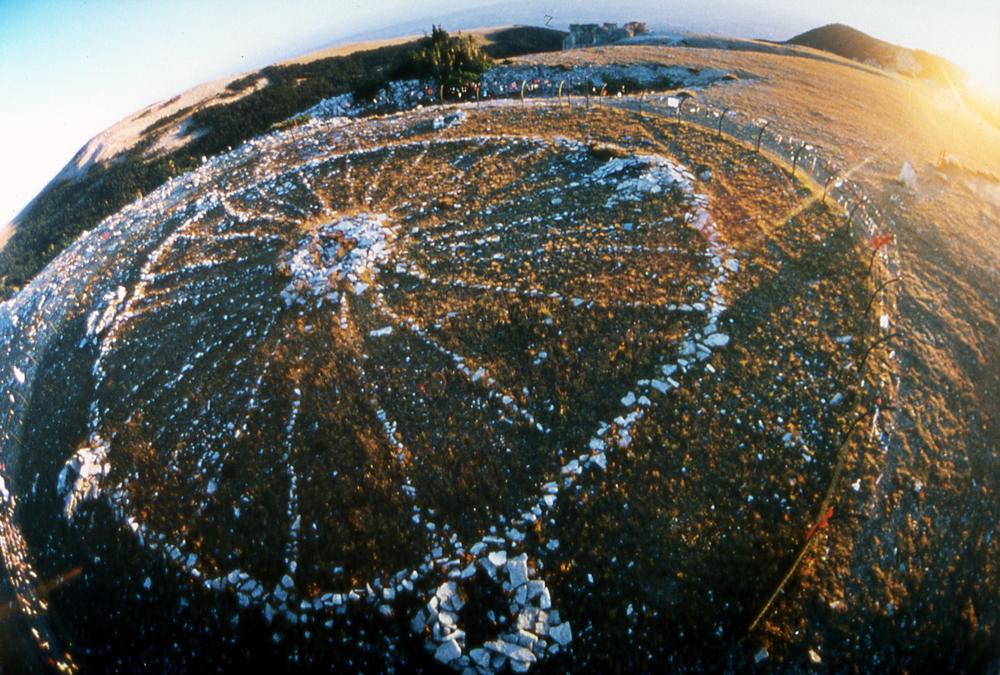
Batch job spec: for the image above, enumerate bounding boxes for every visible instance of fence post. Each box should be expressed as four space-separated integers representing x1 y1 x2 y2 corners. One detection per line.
823 174 836 204
755 120 769 154
862 278 900 318
717 107 730 137
846 199 862 231
791 142 806 178
439 83 445 107
520 80 526 108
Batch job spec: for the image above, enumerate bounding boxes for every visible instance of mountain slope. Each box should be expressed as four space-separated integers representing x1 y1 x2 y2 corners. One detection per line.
0 26 564 298
787 23 966 86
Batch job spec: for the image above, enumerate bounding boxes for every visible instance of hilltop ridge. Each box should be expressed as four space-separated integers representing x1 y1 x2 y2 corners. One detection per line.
787 23 966 86
0 25 564 296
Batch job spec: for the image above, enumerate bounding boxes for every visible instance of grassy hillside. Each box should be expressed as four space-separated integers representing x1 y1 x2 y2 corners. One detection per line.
787 23 966 87
0 26 564 299
522 40 1000 670
479 25 566 58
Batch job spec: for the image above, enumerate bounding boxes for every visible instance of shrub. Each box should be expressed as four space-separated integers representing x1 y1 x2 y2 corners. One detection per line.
400 26 492 97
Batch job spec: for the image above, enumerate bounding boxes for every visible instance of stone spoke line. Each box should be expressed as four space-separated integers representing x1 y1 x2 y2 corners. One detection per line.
370 291 549 434
389 252 709 316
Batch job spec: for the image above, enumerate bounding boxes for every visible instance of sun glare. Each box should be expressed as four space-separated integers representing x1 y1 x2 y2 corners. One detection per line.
948 11 1000 98
967 64 1000 100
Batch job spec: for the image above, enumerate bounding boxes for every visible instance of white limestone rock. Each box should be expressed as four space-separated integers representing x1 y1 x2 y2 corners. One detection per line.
434 638 463 664
507 554 529 588
703 333 730 348
549 621 573 646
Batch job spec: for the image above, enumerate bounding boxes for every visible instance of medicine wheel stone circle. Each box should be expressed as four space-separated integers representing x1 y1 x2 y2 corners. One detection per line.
5 102 879 673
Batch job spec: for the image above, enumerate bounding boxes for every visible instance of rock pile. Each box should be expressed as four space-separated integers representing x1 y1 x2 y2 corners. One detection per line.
279 214 394 308
414 551 572 673
57 434 111 519
433 110 467 130
590 154 691 207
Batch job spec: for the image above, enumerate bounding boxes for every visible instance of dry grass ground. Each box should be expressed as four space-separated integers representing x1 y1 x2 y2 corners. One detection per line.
5 99 888 672
2 36 997 673
508 43 1000 671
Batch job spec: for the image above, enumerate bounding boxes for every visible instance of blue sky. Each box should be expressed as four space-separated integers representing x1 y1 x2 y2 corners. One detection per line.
1 0 998 227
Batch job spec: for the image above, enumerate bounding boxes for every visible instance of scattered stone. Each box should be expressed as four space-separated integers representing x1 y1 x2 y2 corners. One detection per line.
488 550 508 568
58 435 112 519
438 610 457 628
703 333 730 348
485 639 537 663
434 638 463 664
470 648 491 668
549 622 572 646
507 554 529 588
411 608 427 634
650 379 671 393
898 161 917 190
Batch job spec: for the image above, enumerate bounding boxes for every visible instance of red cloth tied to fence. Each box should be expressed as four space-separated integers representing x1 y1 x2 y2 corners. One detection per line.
871 233 893 250
804 506 835 542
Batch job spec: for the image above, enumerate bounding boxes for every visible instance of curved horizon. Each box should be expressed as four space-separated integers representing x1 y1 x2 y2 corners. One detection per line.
1 0 997 228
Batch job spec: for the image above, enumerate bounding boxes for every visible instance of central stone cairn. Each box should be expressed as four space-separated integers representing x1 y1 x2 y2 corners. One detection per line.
278 213 395 308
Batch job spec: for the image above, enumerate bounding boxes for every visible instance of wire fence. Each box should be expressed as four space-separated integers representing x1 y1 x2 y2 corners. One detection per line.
608 89 904 635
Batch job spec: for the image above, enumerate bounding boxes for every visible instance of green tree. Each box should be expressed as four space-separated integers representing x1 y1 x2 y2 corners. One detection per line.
405 26 492 96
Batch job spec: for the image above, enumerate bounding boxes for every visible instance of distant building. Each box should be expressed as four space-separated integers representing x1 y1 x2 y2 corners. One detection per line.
562 22 648 50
